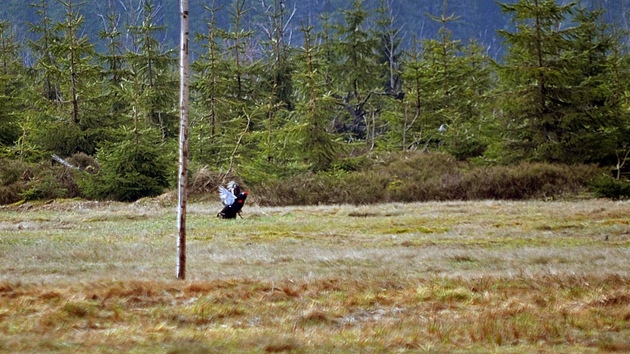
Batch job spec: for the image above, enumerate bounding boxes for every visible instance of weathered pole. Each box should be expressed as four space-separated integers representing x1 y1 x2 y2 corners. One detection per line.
176 0 190 280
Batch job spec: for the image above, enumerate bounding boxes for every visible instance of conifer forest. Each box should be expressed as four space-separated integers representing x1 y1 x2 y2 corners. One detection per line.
1 0 630 204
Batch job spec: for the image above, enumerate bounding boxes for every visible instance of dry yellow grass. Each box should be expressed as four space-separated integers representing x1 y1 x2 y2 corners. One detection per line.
1 198 629 352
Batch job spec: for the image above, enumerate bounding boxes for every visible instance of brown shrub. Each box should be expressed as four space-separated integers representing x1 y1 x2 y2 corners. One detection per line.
67 152 99 172
457 163 599 200
0 158 85 204
189 166 222 197
0 152 601 206
188 166 247 202
21 165 82 201
251 152 601 206
0 159 31 204
0 184 23 205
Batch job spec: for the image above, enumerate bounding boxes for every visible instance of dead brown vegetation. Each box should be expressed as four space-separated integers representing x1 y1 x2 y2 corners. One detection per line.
251 153 601 206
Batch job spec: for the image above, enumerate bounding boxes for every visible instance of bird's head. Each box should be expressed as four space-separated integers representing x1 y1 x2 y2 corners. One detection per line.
237 191 248 203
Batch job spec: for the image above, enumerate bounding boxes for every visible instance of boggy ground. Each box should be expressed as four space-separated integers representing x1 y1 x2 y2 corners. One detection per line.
0 198 629 353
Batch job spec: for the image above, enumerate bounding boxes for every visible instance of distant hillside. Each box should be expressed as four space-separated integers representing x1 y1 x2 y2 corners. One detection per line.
1 0 629 60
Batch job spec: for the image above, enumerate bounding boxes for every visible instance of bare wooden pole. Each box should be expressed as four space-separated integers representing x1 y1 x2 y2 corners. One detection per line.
176 0 190 280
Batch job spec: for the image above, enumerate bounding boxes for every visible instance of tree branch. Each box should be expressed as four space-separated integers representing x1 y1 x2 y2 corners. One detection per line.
51 154 79 170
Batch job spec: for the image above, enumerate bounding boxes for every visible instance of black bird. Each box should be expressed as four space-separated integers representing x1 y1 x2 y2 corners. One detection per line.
217 181 248 219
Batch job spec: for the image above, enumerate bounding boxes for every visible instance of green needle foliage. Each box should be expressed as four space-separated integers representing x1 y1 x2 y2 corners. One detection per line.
0 21 23 148
79 129 173 202
0 0 629 204
497 0 630 165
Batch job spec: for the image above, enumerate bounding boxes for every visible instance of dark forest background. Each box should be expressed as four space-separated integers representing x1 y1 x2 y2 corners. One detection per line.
5 1 630 58
1 0 630 204
2 0 516 58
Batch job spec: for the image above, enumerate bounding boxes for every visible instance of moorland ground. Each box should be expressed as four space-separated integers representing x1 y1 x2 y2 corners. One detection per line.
0 198 629 353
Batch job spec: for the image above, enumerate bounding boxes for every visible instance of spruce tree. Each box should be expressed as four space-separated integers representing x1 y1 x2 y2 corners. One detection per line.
26 0 103 156
125 0 177 140
292 23 337 172
79 128 172 201
396 0 492 159
395 37 426 151
222 0 259 102
191 0 225 164
191 0 259 173
371 0 407 152
563 5 629 167
259 0 295 111
0 20 23 148
497 0 623 164
28 0 61 102
20 0 61 160
374 0 403 96
79 0 177 202
248 0 298 177
216 0 262 177
439 39 493 160
328 0 382 143
97 0 128 123
606 27 630 179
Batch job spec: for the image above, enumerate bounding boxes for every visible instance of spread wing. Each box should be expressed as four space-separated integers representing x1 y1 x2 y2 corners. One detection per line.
219 185 236 206
227 181 241 196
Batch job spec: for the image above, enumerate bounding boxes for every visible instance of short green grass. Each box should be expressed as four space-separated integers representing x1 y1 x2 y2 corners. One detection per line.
1 198 629 352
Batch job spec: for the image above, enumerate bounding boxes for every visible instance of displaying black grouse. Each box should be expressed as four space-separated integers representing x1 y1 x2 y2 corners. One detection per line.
217 181 248 219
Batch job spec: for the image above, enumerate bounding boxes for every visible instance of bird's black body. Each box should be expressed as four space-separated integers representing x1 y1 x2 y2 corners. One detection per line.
217 181 248 219
217 193 247 218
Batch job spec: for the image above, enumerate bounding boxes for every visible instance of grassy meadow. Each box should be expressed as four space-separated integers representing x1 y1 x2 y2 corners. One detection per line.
0 198 629 353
